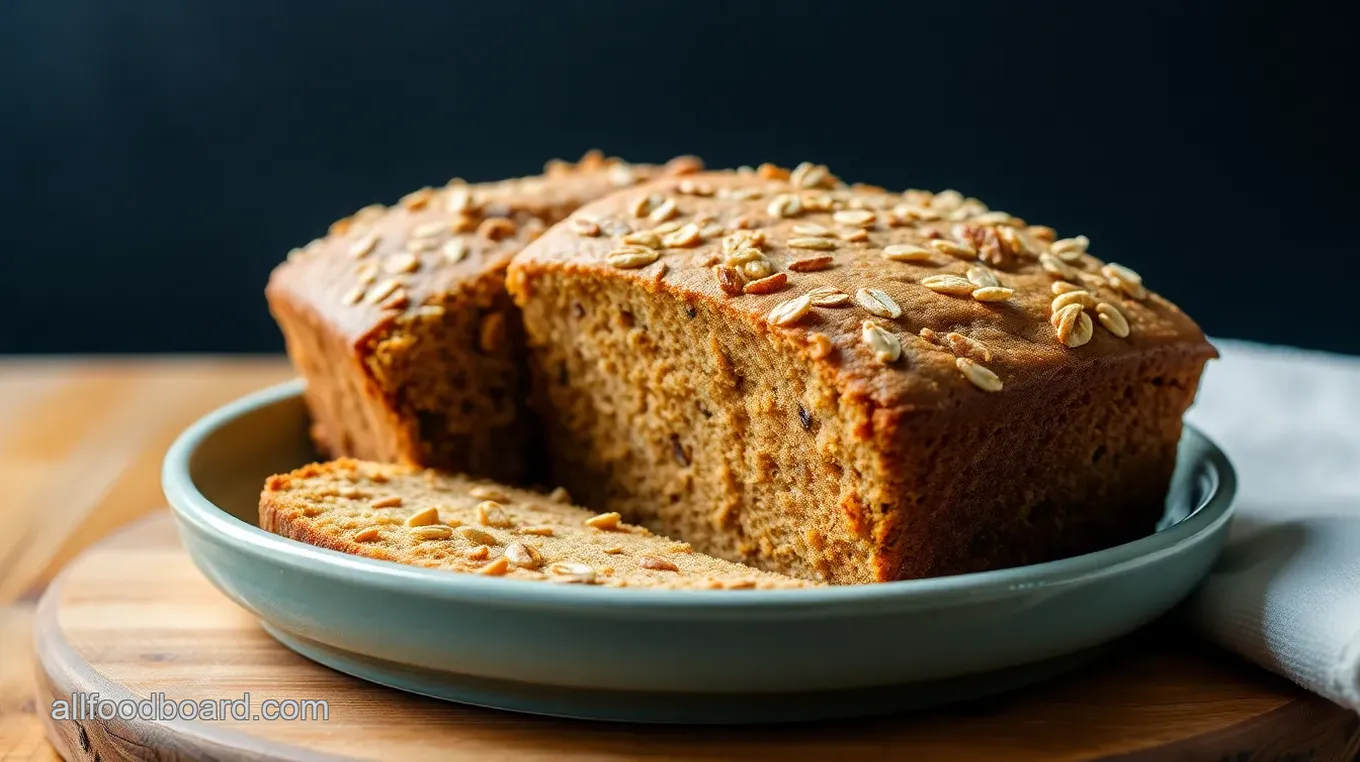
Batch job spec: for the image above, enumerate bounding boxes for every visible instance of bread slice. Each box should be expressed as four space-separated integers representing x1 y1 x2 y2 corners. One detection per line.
260 459 816 589
266 151 702 483
506 164 1217 583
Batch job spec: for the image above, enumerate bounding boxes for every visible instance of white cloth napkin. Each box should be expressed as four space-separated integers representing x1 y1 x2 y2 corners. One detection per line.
1182 338 1360 712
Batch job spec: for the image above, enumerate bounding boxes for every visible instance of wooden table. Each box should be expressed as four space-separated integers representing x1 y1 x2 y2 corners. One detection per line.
0 357 1356 761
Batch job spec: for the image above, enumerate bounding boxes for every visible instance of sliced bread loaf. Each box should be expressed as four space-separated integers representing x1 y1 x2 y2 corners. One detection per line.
260 459 816 589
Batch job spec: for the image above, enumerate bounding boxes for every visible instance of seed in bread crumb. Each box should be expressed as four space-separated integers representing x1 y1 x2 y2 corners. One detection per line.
838 228 870 242
476 501 513 528
1071 311 1095 346
478 556 510 576
348 233 379 259
956 357 1003 392
1051 280 1082 295
929 240 977 259
855 288 902 318
622 231 662 248
383 252 420 275
405 506 440 527
743 272 788 294
1053 302 1084 335
442 239 468 264
640 556 680 572
787 237 837 251
790 162 832 189
1040 253 1078 280
676 178 714 196
458 526 499 546
722 229 765 254
518 525 555 537
352 526 381 542
767 294 813 327
504 541 542 569
833 209 876 227
549 562 597 584
919 327 940 344
469 485 510 503
1096 302 1131 338
971 211 1013 226
365 278 403 306
585 512 622 530
466 545 490 560
1102 263 1147 299
647 197 678 224
996 225 1028 256
570 217 601 237
607 246 660 269
726 580 758 590
662 223 702 248
1056 305 1094 347
444 184 472 213
548 487 571 504
370 495 403 509
741 258 774 280
410 525 453 540
604 546 624 554
921 275 975 296
966 265 1000 288
767 193 801 218
807 286 850 307
1051 235 1089 262
724 247 763 266
792 223 832 237
411 221 446 240
883 244 931 263
971 286 1014 302
1027 225 1057 243
341 285 366 305
788 255 834 272
1052 291 1096 312
861 320 902 363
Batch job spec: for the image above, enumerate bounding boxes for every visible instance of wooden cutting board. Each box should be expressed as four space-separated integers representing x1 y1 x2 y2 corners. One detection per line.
31 513 1360 762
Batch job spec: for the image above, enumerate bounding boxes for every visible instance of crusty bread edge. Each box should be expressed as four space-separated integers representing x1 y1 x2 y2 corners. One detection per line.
259 459 409 565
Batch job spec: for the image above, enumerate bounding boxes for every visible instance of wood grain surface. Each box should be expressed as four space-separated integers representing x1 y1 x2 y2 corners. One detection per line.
1 358 1357 761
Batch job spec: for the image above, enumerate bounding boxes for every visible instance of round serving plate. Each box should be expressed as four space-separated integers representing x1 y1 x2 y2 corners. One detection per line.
162 380 1236 724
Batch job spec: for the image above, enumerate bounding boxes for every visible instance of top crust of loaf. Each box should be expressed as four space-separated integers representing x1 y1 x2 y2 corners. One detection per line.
508 164 1216 411
260 458 815 589
267 151 703 347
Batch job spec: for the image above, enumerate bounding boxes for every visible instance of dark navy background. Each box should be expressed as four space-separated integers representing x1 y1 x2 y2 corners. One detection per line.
1 0 1352 353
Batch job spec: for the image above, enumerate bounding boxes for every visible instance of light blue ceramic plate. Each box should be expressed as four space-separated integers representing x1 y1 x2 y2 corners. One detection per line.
163 380 1236 724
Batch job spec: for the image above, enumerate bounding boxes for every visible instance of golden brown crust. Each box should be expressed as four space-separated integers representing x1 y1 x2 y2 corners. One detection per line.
508 165 1216 412
268 151 700 350
265 152 703 478
260 459 816 589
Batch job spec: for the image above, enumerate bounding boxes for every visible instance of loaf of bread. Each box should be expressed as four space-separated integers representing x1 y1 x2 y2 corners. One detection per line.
260 459 814 589
506 164 1217 583
267 151 701 483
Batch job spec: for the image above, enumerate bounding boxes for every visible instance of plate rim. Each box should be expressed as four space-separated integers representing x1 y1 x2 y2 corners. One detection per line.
163 378 1237 613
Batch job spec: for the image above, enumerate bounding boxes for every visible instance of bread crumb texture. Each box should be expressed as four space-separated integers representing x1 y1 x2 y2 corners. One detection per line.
261 459 816 590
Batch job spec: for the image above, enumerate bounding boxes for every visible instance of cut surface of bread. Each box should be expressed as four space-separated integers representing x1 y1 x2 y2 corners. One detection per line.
506 164 1216 583
260 459 816 589
266 151 702 483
